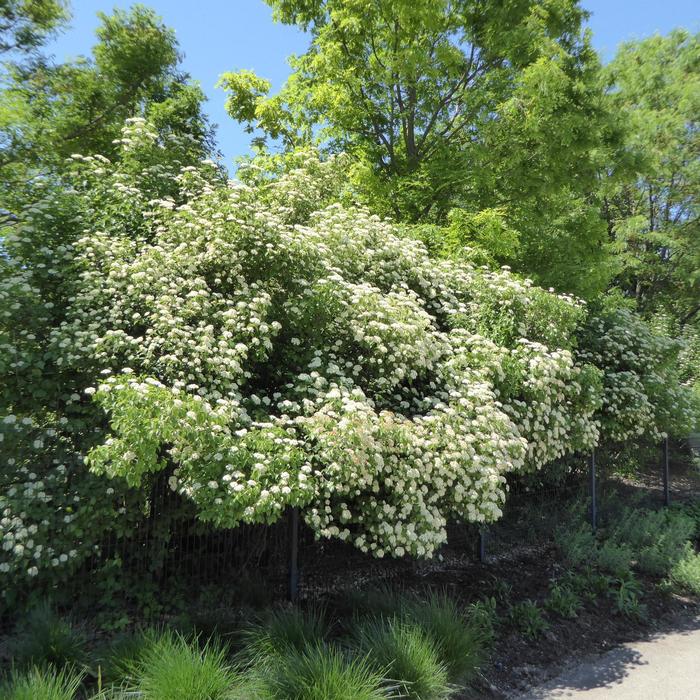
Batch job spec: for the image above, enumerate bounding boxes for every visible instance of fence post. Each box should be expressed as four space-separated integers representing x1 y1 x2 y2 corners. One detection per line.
663 436 670 507
590 449 597 532
477 527 486 563
288 506 299 603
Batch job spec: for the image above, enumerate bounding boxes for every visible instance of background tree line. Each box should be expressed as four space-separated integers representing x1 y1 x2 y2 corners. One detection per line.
2 0 697 331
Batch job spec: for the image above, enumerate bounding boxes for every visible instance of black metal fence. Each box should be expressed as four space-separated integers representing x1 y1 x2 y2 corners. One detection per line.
0 435 691 627
56 437 697 612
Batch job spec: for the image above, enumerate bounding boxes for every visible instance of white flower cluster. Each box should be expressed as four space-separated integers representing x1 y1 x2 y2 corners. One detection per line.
45 144 605 559
579 309 698 442
0 415 137 587
2 132 696 579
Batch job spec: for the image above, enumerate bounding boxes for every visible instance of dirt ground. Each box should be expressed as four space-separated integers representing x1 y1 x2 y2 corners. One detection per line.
455 547 699 698
319 460 700 699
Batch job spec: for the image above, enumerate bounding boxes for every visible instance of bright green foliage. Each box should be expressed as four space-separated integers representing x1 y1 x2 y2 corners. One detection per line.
647 314 700 399
352 617 451 700
409 208 521 269
250 643 392 700
402 592 490 682
0 5 217 212
0 0 68 57
124 631 241 700
603 31 700 325
669 546 700 596
9 602 88 669
0 665 83 700
220 0 622 297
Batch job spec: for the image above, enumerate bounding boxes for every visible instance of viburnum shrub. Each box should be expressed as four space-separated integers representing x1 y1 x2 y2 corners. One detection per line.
578 308 698 442
1 120 696 588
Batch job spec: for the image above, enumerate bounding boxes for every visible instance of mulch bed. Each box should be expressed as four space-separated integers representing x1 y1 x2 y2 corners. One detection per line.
318 465 700 699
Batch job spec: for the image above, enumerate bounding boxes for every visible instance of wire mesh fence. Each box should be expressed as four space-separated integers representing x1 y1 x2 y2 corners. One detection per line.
52 436 697 612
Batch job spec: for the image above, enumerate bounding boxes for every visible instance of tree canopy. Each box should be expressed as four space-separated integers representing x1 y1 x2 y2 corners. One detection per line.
0 0 68 58
0 5 218 213
603 30 699 326
219 0 626 297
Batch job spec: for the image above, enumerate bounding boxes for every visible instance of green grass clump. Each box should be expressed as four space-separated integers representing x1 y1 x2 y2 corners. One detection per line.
669 546 700 595
10 603 88 669
0 665 83 700
124 630 241 700
240 606 328 659
545 583 582 619
508 600 549 640
352 616 451 700
252 643 392 700
94 628 161 686
403 592 490 682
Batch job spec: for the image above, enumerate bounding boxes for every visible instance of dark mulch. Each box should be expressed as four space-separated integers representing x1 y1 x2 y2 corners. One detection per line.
315 464 700 699
316 538 698 699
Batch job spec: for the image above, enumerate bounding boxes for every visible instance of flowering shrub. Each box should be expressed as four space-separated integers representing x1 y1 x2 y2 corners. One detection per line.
1 123 696 587
578 309 698 442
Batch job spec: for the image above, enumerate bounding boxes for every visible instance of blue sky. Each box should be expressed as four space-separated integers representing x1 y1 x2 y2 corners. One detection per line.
49 0 699 170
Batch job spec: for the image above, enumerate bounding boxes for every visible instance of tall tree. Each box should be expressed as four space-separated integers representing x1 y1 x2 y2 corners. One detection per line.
219 0 623 297
0 5 218 212
0 0 68 57
602 30 699 326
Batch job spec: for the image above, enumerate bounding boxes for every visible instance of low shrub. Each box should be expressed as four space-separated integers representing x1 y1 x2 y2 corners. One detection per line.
0 665 83 700
467 597 499 641
563 567 612 602
556 524 597 568
546 583 582 619
677 502 700 542
610 576 647 620
508 600 549 640
669 546 700 596
352 617 451 700
611 508 695 576
596 541 633 578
